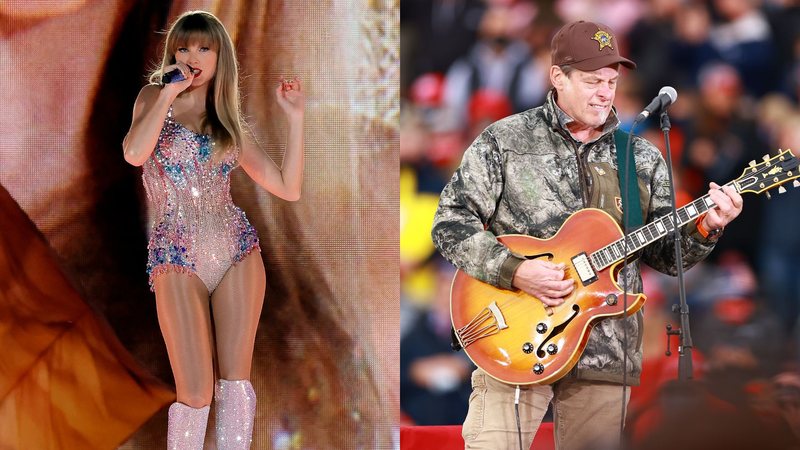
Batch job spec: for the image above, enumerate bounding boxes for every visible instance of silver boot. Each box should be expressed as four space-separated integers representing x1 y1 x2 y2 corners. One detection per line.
167 402 209 449
215 379 256 449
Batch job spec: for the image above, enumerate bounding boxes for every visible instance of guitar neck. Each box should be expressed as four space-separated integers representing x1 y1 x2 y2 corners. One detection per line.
589 181 736 271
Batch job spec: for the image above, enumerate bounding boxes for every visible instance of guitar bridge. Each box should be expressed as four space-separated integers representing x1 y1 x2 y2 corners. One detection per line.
455 301 508 348
571 252 597 286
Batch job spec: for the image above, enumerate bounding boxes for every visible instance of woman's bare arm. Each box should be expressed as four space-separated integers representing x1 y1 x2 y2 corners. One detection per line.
239 78 305 200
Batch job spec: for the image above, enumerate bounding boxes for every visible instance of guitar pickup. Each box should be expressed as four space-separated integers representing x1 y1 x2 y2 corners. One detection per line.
571 252 597 286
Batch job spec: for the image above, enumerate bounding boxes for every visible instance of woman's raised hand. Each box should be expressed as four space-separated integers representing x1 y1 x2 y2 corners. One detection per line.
276 77 304 120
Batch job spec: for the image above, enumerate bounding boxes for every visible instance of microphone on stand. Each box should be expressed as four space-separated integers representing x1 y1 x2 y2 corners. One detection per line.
634 86 678 123
161 65 196 84
633 84 695 382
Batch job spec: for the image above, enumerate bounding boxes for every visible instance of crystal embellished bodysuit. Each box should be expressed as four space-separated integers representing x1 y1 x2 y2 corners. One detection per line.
143 106 260 293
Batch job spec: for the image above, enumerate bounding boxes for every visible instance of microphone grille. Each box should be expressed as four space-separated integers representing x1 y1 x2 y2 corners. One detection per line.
659 86 678 103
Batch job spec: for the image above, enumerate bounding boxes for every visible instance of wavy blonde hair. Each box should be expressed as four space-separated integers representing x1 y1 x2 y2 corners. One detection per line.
150 11 242 156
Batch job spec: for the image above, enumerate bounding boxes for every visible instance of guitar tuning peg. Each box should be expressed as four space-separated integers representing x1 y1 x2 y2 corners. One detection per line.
763 155 771 162
779 186 787 194
749 160 757 167
766 192 772 200
794 180 800 188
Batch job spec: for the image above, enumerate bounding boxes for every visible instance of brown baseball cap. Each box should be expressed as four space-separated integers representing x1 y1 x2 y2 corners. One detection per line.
551 20 636 71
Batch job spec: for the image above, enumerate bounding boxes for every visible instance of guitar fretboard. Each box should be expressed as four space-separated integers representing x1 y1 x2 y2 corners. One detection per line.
589 182 736 271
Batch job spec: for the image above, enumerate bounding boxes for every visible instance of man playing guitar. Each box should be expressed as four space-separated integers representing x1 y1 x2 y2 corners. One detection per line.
431 20 743 450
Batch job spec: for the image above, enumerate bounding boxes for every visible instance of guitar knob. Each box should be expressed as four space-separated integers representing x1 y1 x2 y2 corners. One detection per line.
546 344 558 355
522 342 534 354
533 363 544 375
536 323 548 334
606 294 618 306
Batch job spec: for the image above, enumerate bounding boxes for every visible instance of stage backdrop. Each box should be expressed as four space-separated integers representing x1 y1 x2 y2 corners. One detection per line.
0 0 398 448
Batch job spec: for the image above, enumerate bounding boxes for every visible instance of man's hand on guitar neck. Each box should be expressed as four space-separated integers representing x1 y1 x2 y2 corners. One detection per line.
701 182 744 234
511 259 575 306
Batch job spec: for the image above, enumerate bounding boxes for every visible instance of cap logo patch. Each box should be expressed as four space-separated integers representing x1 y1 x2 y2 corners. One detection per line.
591 30 613 51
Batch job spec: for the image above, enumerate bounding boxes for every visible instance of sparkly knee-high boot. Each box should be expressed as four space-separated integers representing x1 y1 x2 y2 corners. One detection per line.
167 402 210 449
215 379 256 449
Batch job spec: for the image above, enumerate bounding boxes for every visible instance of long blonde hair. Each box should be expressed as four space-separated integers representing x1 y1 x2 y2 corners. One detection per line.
150 11 242 155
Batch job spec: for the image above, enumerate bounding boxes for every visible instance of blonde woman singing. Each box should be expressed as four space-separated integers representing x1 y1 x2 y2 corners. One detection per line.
123 10 304 449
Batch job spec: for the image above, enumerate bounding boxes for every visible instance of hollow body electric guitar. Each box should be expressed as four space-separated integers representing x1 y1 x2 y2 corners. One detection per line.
450 150 800 385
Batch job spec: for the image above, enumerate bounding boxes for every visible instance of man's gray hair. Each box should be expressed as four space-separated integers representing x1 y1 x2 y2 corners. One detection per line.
559 64 576 77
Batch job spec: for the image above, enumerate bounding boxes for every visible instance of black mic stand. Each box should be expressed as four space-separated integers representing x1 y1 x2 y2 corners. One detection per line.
660 110 694 381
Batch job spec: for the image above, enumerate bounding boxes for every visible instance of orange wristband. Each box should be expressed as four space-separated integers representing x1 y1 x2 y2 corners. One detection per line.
695 213 722 239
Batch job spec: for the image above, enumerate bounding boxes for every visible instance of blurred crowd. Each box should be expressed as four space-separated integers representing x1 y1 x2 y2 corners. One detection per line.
400 0 800 446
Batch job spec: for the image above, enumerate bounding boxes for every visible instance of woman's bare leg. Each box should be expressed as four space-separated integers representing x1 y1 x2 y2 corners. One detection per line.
210 251 265 379
153 271 215 407
210 252 265 449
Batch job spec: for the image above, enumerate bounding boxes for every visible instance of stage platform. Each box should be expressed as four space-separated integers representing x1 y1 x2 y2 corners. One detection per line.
400 422 554 450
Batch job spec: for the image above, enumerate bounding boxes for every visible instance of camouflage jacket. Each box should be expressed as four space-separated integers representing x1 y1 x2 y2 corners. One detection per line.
432 90 716 385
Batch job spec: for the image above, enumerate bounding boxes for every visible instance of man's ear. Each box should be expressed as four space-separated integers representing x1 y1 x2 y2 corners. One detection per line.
550 65 564 91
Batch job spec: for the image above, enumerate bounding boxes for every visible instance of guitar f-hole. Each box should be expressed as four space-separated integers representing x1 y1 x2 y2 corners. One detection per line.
536 304 580 358
524 252 554 261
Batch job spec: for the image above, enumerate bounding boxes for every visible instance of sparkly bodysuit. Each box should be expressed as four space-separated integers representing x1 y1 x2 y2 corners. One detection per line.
143 106 260 293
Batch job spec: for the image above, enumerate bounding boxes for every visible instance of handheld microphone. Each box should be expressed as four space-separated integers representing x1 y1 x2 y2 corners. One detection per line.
634 86 677 123
161 65 196 84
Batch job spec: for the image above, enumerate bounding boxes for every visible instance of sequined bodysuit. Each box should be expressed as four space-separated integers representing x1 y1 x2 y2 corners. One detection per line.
143 106 260 293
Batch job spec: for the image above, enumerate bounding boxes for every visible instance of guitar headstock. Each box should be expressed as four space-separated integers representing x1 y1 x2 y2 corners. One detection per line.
735 149 800 196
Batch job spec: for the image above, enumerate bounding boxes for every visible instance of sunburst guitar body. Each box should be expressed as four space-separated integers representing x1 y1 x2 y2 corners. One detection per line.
450 149 800 385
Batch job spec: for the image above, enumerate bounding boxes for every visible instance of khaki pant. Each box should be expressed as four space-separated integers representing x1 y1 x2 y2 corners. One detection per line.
462 368 630 450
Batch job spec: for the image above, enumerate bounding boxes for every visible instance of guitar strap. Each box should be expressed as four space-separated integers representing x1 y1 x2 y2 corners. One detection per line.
613 128 643 231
